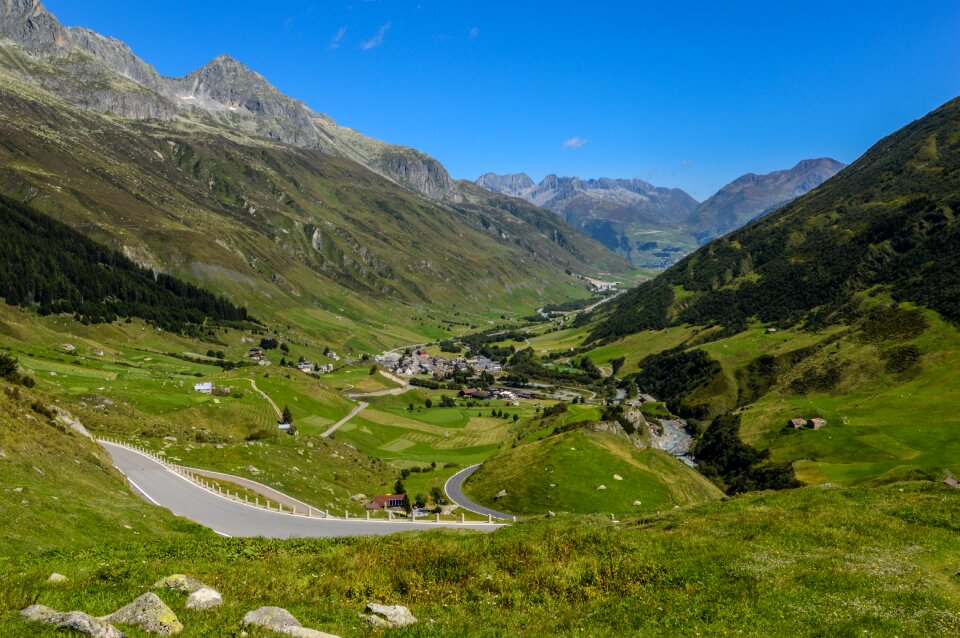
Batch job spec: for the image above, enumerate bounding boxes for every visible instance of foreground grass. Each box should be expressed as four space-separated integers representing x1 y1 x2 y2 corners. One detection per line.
1 483 958 637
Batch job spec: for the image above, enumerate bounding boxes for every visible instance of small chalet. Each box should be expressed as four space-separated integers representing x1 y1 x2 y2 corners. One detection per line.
366 494 405 510
194 382 214 394
277 423 292 433
789 418 808 429
810 418 827 430
459 388 479 398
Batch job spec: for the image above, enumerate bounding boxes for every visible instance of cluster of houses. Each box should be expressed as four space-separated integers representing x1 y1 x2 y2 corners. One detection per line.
789 417 827 430
246 347 272 366
459 387 527 403
297 360 334 374
376 351 503 378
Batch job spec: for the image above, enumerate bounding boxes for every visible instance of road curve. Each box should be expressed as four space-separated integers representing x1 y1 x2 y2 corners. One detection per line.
102 442 504 538
444 465 516 521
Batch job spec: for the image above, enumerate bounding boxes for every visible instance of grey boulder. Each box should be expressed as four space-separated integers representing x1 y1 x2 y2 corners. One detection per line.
185 587 222 611
104 593 182 635
21 605 125 638
364 602 417 628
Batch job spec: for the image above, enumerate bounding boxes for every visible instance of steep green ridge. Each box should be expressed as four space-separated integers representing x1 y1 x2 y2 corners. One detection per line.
0 194 253 332
589 97 960 341
560 96 960 490
465 429 723 515
0 62 628 351
1 401 958 637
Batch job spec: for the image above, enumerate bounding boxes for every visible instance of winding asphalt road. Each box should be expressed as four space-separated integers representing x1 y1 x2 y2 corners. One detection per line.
102 442 503 538
444 465 516 521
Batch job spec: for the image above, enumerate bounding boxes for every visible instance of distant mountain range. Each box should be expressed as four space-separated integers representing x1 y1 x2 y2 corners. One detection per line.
477 159 845 266
685 158 846 243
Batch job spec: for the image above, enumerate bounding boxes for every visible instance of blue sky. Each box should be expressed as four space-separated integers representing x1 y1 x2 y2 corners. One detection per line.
44 1 960 200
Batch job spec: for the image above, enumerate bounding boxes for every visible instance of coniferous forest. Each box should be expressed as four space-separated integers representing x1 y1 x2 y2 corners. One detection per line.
0 195 255 332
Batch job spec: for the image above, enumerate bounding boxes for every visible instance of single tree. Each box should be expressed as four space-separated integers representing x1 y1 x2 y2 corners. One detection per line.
414 493 428 509
281 405 294 424
369 364 378 375
394 478 406 494
513 413 519 422
425 398 433 409
430 486 446 506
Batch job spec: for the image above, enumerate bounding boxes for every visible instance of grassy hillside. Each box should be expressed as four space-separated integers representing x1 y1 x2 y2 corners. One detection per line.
528 97 960 491
1 403 957 637
589 96 960 342
464 429 723 515
0 61 628 352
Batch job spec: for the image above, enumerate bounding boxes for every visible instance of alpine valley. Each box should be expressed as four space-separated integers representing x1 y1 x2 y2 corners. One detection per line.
0 2 957 638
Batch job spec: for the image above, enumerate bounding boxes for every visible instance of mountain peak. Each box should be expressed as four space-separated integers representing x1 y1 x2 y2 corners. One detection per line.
1 0 47 18
686 157 846 242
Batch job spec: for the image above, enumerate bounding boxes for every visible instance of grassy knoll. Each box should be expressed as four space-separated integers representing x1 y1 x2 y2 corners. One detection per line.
333 390 536 466
464 430 723 516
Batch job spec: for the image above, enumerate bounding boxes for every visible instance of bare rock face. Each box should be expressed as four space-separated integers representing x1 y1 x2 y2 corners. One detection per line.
104 593 182 636
363 602 418 628
374 148 455 200
21 605 125 638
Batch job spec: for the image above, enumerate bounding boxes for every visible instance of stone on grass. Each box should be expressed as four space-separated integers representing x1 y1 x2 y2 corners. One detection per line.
104 593 182 635
152 574 206 593
47 573 69 584
21 605 125 638
280 627 342 638
246 465 261 475
243 606 301 630
185 587 222 611
243 606 341 638
364 603 417 628
494 489 507 499
597 485 606 491
613 474 623 481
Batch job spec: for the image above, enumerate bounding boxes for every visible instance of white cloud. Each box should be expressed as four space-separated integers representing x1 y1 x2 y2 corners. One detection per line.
562 136 588 149
469 27 480 39
361 22 391 50
329 26 347 49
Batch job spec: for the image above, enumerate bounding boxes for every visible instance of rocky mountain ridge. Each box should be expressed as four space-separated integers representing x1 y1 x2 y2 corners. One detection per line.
0 0 456 199
685 158 846 243
477 172 699 227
